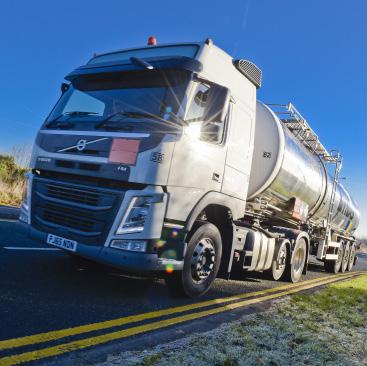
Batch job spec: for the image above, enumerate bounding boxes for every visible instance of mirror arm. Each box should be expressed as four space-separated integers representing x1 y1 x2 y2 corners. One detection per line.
61 82 70 94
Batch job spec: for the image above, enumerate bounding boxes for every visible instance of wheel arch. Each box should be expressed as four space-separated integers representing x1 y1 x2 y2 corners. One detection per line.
184 192 244 277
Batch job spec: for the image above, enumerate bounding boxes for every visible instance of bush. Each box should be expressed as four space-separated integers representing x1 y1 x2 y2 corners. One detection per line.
0 154 29 206
0 155 27 183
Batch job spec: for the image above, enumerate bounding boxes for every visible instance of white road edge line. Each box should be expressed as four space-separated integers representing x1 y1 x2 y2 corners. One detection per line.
3 247 61 251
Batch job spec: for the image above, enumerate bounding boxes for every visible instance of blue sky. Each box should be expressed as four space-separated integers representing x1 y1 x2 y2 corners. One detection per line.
1 0 366 235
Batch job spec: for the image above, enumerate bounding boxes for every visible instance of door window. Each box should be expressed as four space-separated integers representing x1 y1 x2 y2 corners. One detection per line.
185 82 227 144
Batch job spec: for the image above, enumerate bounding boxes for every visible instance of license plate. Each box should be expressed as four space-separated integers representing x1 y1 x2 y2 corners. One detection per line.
47 234 77 252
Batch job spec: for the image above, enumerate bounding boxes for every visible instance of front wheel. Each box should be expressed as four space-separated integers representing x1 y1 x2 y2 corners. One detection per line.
165 223 222 297
285 238 307 283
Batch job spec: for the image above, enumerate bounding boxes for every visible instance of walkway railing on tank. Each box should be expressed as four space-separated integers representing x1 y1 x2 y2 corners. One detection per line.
266 102 329 158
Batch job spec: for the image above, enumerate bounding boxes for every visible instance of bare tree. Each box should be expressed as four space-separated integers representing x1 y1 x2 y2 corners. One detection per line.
11 143 33 168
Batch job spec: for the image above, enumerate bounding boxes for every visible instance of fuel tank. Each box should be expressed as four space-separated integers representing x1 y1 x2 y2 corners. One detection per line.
247 101 360 236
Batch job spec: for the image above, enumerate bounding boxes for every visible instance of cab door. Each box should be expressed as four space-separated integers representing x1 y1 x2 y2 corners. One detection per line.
167 81 228 192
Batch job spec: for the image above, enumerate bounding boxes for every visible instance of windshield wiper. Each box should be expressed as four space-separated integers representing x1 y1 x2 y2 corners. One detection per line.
96 111 188 130
46 111 99 128
95 111 157 129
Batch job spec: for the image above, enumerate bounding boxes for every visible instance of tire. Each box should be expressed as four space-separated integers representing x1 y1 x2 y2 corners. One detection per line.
340 242 350 273
165 223 222 297
347 244 356 272
264 239 288 281
285 238 307 283
324 243 344 273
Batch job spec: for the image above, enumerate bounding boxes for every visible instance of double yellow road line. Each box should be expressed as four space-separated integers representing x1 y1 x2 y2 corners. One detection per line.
0 271 363 365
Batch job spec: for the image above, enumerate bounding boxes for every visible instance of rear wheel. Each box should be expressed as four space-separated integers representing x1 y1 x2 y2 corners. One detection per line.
165 223 222 297
264 239 288 281
285 238 307 283
324 242 344 273
340 242 350 273
347 244 356 271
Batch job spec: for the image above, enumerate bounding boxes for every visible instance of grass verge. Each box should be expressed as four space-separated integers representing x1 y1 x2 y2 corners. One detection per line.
98 275 367 366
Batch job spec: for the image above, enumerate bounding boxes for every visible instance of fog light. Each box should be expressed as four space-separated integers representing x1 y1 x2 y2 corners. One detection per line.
110 240 147 252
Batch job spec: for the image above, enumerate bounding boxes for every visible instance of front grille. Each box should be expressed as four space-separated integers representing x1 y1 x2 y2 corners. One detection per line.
46 184 100 206
31 177 124 245
43 204 96 231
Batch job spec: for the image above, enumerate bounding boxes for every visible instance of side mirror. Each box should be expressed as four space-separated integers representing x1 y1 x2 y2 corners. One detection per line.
61 82 70 94
201 122 221 142
203 84 230 124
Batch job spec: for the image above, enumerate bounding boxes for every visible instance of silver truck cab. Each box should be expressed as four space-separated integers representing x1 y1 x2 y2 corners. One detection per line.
20 39 261 296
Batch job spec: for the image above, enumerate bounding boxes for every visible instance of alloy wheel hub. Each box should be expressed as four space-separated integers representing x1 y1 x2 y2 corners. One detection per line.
276 247 287 270
191 238 216 283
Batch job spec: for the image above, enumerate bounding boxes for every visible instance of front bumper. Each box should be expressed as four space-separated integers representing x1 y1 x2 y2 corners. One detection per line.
25 223 183 274
22 174 184 274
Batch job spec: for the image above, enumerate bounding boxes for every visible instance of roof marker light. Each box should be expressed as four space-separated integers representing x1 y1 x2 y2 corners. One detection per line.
147 36 157 46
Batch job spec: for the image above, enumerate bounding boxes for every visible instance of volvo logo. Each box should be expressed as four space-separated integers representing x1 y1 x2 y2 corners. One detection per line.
76 139 87 151
57 137 109 153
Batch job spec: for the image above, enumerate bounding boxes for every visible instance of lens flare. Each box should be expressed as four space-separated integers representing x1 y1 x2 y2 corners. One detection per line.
156 240 166 248
165 264 174 274
185 123 201 139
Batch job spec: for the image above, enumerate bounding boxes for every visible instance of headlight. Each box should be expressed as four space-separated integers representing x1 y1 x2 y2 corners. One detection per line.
116 196 154 234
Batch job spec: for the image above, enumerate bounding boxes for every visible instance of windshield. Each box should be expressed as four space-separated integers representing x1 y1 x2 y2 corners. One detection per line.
46 69 191 129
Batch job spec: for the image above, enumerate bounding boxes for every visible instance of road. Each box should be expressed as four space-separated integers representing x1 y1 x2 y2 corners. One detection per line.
1 218 366 365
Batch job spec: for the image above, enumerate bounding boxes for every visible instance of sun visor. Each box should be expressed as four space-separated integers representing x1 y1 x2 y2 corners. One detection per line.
65 56 203 81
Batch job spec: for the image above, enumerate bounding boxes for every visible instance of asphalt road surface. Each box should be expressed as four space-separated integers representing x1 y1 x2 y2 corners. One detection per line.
1 218 366 365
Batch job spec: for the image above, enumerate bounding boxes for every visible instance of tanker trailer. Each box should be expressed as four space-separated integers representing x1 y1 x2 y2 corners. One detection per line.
240 101 360 281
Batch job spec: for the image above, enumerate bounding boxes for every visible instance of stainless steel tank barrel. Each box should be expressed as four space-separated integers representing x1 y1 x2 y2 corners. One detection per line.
247 101 359 235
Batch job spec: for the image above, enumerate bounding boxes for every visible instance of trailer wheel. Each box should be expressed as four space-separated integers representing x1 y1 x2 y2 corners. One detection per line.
165 223 222 297
285 238 307 283
340 242 350 273
347 244 356 272
324 243 344 273
264 239 288 281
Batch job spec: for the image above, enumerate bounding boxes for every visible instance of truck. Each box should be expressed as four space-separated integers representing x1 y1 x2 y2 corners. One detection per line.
20 37 360 297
